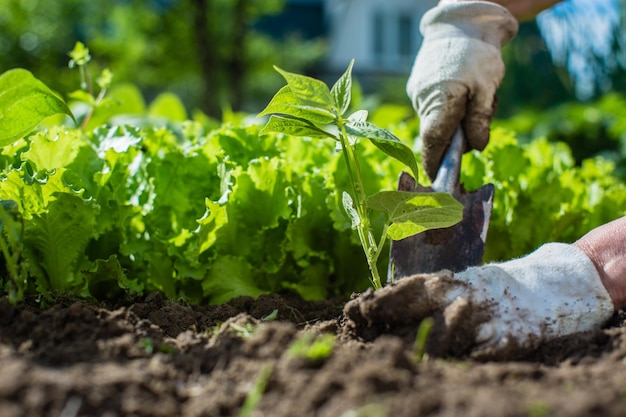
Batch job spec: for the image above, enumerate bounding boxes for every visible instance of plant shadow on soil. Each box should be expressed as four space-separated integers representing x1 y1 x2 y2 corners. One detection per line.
2 279 626 417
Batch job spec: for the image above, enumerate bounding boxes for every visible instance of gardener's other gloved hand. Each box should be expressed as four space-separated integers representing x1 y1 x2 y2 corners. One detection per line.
407 1 518 180
344 237 619 359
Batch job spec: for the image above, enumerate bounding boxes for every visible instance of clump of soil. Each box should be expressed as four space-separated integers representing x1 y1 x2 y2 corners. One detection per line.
2 281 626 417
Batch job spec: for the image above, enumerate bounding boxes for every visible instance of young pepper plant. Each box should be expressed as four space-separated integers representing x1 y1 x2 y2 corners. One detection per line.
258 60 462 289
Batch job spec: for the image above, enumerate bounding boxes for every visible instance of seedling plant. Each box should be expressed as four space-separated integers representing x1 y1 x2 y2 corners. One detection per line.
259 61 462 289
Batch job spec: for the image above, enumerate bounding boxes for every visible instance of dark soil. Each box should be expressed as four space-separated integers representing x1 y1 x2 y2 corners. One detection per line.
2 278 626 417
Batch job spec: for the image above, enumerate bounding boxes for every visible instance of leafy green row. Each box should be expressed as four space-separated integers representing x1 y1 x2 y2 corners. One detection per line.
0 116 397 303
0 65 410 303
1 66 624 304
493 93 626 178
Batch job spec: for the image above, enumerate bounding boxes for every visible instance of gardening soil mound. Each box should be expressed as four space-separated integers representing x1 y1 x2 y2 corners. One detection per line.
2 280 626 417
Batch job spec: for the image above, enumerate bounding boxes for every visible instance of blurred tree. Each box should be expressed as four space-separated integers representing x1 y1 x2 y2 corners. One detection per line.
188 0 285 115
0 0 326 117
609 0 626 92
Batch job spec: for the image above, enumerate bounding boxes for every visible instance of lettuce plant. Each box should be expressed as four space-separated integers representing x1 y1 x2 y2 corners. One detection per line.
259 61 462 289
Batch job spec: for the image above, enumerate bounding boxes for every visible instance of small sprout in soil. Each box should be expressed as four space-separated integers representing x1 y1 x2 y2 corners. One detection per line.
238 364 273 417
229 322 256 339
414 317 434 362
139 337 175 355
288 332 335 363
261 309 279 321
526 401 551 417
140 337 155 354
205 322 222 336
340 403 388 417
158 343 176 354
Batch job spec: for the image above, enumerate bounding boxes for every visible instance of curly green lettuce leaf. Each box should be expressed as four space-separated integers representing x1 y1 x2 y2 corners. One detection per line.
24 192 98 291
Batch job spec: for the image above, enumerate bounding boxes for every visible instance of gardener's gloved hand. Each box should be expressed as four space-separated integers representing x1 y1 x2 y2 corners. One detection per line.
344 242 616 359
407 1 518 180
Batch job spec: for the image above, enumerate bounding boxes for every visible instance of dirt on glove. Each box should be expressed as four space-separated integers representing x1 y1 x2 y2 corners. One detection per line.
2 281 626 417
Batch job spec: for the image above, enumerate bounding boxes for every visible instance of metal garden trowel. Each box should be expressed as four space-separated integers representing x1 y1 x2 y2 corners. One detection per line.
388 127 494 282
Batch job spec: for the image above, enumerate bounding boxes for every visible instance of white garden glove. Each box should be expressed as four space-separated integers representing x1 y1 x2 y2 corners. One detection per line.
344 243 614 359
407 2 518 180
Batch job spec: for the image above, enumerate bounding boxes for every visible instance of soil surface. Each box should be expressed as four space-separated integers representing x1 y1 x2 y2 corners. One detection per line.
2 278 626 417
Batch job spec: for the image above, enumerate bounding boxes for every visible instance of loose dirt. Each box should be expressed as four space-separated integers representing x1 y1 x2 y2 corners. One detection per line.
2 279 626 417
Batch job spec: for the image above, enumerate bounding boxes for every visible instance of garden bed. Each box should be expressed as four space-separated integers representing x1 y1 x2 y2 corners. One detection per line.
2 68 626 417
2 283 626 417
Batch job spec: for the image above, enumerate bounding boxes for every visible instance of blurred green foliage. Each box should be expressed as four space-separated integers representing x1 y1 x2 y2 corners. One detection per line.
494 93 626 178
0 0 326 118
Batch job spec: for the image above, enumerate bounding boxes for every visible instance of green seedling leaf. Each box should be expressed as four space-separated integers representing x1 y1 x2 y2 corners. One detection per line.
238 365 273 417
414 317 434 362
367 190 463 240
139 337 173 355
258 86 335 125
274 66 335 114
258 85 297 116
526 401 552 417
288 333 335 363
331 59 354 116
260 115 330 138
0 69 75 145
348 110 368 123
139 337 155 354
346 110 368 145
345 121 419 181
340 404 388 417
261 309 279 321
229 322 256 339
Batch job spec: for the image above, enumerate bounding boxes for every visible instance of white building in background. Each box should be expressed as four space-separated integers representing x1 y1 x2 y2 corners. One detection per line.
323 0 437 75
259 0 438 90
